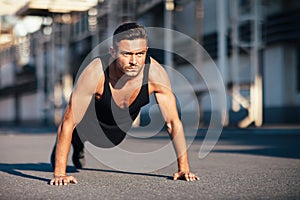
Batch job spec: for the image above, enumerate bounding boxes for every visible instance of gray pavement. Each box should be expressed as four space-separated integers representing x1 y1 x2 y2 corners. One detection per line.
0 127 299 200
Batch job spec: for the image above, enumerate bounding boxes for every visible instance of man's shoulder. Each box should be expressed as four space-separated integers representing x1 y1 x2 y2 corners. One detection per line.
149 57 164 72
89 54 112 64
76 57 104 83
85 57 104 73
149 57 169 84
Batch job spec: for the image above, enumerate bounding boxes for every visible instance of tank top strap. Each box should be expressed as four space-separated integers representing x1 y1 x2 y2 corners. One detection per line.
142 54 151 85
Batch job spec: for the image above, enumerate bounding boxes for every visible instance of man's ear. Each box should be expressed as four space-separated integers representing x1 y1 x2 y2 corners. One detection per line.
110 47 116 59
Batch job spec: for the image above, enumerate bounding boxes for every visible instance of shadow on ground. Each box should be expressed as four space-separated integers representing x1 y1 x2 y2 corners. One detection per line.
0 163 78 183
80 167 173 180
0 162 173 184
202 129 300 159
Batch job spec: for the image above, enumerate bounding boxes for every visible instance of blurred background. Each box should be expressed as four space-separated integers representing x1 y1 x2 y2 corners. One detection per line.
0 0 299 129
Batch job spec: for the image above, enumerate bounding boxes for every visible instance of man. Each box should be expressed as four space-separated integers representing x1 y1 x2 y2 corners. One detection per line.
50 22 199 186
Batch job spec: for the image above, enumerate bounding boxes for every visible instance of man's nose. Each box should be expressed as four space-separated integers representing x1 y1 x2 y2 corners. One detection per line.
130 55 137 65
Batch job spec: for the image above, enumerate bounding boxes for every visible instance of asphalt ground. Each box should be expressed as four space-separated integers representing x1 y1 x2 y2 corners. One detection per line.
0 127 299 200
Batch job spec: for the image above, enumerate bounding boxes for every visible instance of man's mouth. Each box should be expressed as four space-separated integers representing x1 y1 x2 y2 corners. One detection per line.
125 66 138 71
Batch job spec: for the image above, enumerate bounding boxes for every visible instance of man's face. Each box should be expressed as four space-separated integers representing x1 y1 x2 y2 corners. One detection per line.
111 39 148 77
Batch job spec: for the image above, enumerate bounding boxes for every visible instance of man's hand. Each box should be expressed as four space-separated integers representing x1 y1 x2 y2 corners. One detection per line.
50 175 78 186
173 171 199 181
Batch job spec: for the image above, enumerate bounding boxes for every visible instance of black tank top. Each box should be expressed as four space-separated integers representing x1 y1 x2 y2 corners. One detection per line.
94 54 150 146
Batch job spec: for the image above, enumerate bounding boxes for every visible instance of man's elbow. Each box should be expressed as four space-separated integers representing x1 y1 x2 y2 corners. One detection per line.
57 119 74 137
165 119 183 136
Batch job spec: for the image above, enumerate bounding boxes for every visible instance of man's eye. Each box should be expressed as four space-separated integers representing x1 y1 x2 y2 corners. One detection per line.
137 53 144 56
123 53 131 56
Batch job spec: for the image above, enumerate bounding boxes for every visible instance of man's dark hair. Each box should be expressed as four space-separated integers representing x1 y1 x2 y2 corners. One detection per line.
113 22 148 49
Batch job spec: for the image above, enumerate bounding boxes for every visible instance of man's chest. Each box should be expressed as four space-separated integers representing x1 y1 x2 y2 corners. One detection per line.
109 80 143 108
95 78 144 108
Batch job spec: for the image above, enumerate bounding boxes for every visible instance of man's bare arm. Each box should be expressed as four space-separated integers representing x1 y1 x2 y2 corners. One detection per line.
155 88 199 181
50 103 78 185
150 58 199 181
50 58 103 185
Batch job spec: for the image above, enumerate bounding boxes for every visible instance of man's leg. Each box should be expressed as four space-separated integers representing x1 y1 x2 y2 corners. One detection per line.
50 142 56 169
71 128 85 169
50 128 85 169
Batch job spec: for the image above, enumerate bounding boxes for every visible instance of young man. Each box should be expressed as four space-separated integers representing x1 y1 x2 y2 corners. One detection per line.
50 22 199 186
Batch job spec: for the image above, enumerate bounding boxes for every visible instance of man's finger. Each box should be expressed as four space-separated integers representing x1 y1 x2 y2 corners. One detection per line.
69 177 78 184
59 177 64 185
184 173 190 181
63 178 69 185
173 173 179 180
57 177 64 185
188 173 195 181
191 174 199 181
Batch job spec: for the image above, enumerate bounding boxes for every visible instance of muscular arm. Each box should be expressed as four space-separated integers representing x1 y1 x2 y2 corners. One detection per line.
54 104 75 177
50 58 103 185
149 58 199 181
